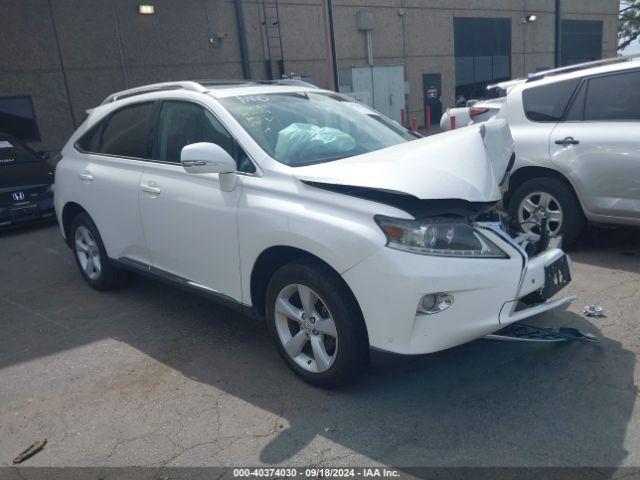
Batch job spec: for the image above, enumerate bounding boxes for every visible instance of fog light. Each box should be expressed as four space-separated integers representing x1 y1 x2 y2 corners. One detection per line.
417 293 454 315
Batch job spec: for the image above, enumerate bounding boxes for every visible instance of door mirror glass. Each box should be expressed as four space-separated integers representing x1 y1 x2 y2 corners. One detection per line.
180 142 237 174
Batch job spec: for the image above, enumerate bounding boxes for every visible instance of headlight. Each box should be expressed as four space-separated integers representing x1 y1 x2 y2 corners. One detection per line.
374 215 508 258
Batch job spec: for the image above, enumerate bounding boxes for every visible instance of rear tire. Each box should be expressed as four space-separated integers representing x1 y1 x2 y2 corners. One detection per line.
508 176 585 247
265 259 369 388
70 212 129 291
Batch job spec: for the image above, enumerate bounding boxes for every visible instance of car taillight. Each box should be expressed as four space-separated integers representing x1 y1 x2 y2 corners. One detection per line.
469 107 489 117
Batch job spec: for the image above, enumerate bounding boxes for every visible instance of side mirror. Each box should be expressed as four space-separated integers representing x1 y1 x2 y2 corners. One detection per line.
180 142 237 175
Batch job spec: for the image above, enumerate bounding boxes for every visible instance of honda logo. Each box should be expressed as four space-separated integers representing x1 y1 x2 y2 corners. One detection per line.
12 191 25 201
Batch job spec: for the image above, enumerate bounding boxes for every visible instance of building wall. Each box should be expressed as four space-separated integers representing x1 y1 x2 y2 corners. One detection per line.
0 0 619 150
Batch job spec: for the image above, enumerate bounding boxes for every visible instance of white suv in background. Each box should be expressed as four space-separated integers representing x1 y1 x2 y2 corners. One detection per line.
500 56 640 245
55 80 573 386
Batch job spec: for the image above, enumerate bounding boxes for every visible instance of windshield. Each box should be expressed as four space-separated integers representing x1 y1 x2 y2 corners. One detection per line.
219 92 416 166
0 138 41 165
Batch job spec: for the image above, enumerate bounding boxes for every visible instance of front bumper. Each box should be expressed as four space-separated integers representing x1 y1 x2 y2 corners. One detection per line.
342 227 573 355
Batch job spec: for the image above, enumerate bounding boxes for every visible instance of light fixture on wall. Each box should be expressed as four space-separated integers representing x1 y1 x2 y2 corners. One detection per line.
520 14 537 24
138 4 155 15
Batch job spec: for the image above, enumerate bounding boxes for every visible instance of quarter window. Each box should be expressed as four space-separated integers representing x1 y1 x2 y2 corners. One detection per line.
584 71 640 121
523 79 580 122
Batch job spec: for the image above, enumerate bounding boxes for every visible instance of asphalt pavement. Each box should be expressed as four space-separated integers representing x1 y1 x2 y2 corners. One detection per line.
0 223 639 469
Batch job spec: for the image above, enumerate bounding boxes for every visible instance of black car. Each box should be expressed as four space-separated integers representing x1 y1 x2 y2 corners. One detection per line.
0 134 55 228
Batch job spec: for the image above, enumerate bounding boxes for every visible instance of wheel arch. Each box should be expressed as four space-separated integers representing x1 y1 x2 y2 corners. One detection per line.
61 202 90 247
250 246 368 340
504 166 584 212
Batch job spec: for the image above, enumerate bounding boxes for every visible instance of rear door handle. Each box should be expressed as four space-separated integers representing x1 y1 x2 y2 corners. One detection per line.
555 137 579 146
141 183 161 195
79 171 94 182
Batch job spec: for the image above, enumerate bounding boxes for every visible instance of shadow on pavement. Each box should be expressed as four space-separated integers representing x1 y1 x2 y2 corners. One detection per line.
568 226 640 274
0 224 637 471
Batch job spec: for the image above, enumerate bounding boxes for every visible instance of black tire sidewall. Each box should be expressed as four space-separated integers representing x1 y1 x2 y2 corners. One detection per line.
508 177 585 246
265 260 367 388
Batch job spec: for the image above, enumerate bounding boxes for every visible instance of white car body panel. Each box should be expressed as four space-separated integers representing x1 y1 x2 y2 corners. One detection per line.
139 161 243 301
54 82 573 357
294 119 513 203
54 153 150 263
440 97 505 131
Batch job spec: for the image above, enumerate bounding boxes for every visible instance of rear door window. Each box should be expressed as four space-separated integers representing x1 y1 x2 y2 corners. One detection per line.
522 78 580 122
77 102 154 159
584 70 640 121
0 138 42 165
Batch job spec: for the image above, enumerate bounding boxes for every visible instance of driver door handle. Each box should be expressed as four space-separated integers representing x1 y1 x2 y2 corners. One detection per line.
141 183 161 195
555 137 579 146
79 171 94 182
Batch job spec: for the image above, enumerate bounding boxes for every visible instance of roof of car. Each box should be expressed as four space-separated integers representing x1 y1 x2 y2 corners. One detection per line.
100 79 322 105
489 54 640 92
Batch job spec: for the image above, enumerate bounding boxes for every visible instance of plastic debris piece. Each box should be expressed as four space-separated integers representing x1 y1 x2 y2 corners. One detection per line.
486 323 598 343
13 439 47 464
583 305 605 318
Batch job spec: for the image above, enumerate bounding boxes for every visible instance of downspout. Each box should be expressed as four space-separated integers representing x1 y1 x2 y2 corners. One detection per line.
234 0 251 79
47 0 77 129
327 0 340 91
555 0 562 67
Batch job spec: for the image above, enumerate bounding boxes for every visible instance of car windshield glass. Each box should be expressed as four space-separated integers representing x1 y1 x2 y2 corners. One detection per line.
0 138 40 165
219 92 416 166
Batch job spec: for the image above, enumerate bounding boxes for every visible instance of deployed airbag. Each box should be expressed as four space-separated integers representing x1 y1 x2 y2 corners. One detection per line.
275 123 356 165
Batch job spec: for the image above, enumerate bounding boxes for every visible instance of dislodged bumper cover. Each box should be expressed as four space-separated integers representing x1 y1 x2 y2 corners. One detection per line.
293 118 514 204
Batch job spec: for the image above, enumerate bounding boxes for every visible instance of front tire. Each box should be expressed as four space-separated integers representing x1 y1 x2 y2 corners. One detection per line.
265 259 369 388
70 212 129 290
508 177 585 247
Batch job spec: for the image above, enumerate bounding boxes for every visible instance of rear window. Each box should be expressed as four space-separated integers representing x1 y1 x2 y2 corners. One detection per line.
0 139 41 165
522 78 580 122
77 102 154 159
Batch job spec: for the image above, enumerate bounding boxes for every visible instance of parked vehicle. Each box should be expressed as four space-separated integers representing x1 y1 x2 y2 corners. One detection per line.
503 56 640 244
54 80 573 386
443 56 640 245
0 133 55 228
440 97 506 131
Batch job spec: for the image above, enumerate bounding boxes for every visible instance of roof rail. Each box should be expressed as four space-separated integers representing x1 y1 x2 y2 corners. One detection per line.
527 54 640 82
100 81 208 105
262 79 319 88
197 78 320 89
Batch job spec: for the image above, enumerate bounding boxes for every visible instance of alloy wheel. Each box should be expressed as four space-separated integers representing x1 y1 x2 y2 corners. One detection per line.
75 225 102 280
518 191 563 236
274 284 338 373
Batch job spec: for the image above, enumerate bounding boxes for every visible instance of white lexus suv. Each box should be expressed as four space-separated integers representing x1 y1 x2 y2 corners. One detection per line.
55 80 574 386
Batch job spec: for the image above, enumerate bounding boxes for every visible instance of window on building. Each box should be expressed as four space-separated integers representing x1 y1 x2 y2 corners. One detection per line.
523 78 580 122
0 96 40 142
584 71 640 121
561 20 603 66
454 18 511 101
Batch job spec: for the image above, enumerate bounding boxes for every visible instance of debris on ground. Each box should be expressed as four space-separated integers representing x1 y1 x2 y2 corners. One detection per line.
12 439 47 465
486 323 599 343
583 305 605 318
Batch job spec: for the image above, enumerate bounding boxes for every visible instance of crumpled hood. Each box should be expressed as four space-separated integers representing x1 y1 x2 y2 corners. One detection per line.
294 118 513 203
